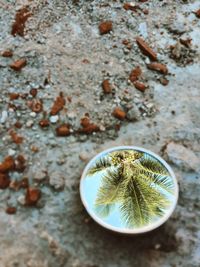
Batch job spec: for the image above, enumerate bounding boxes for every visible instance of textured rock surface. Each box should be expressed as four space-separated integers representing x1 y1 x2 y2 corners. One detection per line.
0 1 200 267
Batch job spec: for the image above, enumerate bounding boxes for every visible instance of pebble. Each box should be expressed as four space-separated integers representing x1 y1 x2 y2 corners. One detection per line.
50 115 59 123
0 111 8 124
17 195 26 205
127 106 140 121
30 112 37 118
26 120 34 128
34 170 47 181
8 149 16 156
49 171 65 190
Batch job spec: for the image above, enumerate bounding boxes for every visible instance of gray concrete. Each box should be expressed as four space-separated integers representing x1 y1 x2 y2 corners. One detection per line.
0 1 200 266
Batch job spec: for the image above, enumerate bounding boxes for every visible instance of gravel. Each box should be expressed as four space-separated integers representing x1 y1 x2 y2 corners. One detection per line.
0 0 200 267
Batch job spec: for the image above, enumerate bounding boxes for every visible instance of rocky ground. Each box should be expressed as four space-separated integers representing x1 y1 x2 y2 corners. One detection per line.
0 0 200 266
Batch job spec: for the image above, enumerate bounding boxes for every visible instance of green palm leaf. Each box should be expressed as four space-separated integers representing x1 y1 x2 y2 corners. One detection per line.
87 156 112 176
120 174 170 227
134 156 173 193
95 169 123 206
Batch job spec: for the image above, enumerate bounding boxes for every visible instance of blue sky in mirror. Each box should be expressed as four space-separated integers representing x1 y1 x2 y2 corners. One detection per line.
82 149 176 229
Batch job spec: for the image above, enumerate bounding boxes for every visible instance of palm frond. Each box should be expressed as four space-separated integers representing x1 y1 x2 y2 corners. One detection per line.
138 155 169 176
132 156 174 193
95 168 124 206
87 156 112 176
120 174 170 227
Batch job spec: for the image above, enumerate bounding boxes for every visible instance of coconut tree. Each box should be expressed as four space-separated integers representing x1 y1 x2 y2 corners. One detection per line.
86 150 174 228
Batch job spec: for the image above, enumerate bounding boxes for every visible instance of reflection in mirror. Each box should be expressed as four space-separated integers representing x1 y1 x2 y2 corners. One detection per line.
81 148 177 231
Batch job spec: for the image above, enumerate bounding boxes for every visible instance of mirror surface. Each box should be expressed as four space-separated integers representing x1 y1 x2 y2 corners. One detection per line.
81 147 178 232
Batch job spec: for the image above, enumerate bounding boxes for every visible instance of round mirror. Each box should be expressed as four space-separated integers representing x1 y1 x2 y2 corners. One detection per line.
80 146 178 234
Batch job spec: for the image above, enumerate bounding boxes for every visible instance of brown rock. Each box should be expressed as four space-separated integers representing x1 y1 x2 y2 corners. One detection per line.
0 156 15 173
9 93 20 100
9 177 29 191
25 187 41 206
99 21 112 35
2 50 13 57
79 124 100 134
123 3 140 12
30 99 43 113
30 88 38 97
50 93 66 115
9 131 23 144
79 117 100 134
102 79 112 94
194 9 200 18
10 58 26 71
147 62 168 74
0 173 10 189
6 207 17 215
14 121 22 129
80 117 90 128
160 77 169 86
56 124 70 137
129 66 142 83
122 39 132 50
134 81 147 92
113 107 126 120
136 37 157 61
11 7 31 36
14 155 26 172
39 119 49 128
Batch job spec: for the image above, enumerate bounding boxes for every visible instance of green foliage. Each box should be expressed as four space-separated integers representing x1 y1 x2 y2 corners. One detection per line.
86 150 174 228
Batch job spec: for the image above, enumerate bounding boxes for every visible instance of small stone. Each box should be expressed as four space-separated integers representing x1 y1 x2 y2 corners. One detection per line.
0 156 15 173
194 9 200 18
49 171 65 190
129 66 142 83
1 50 13 57
39 119 49 128
147 62 168 75
127 106 140 121
14 155 26 172
50 115 59 123
99 21 112 35
6 206 17 215
56 124 70 137
136 37 157 61
0 173 10 189
25 187 41 206
112 107 126 120
134 81 147 92
0 111 8 124
34 170 47 181
30 112 37 118
50 93 65 115
26 120 34 128
9 93 20 100
30 99 43 113
165 142 200 172
102 79 112 94
160 77 169 86
17 195 26 205
10 58 26 71
29 88 38 97
9 131 23 144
